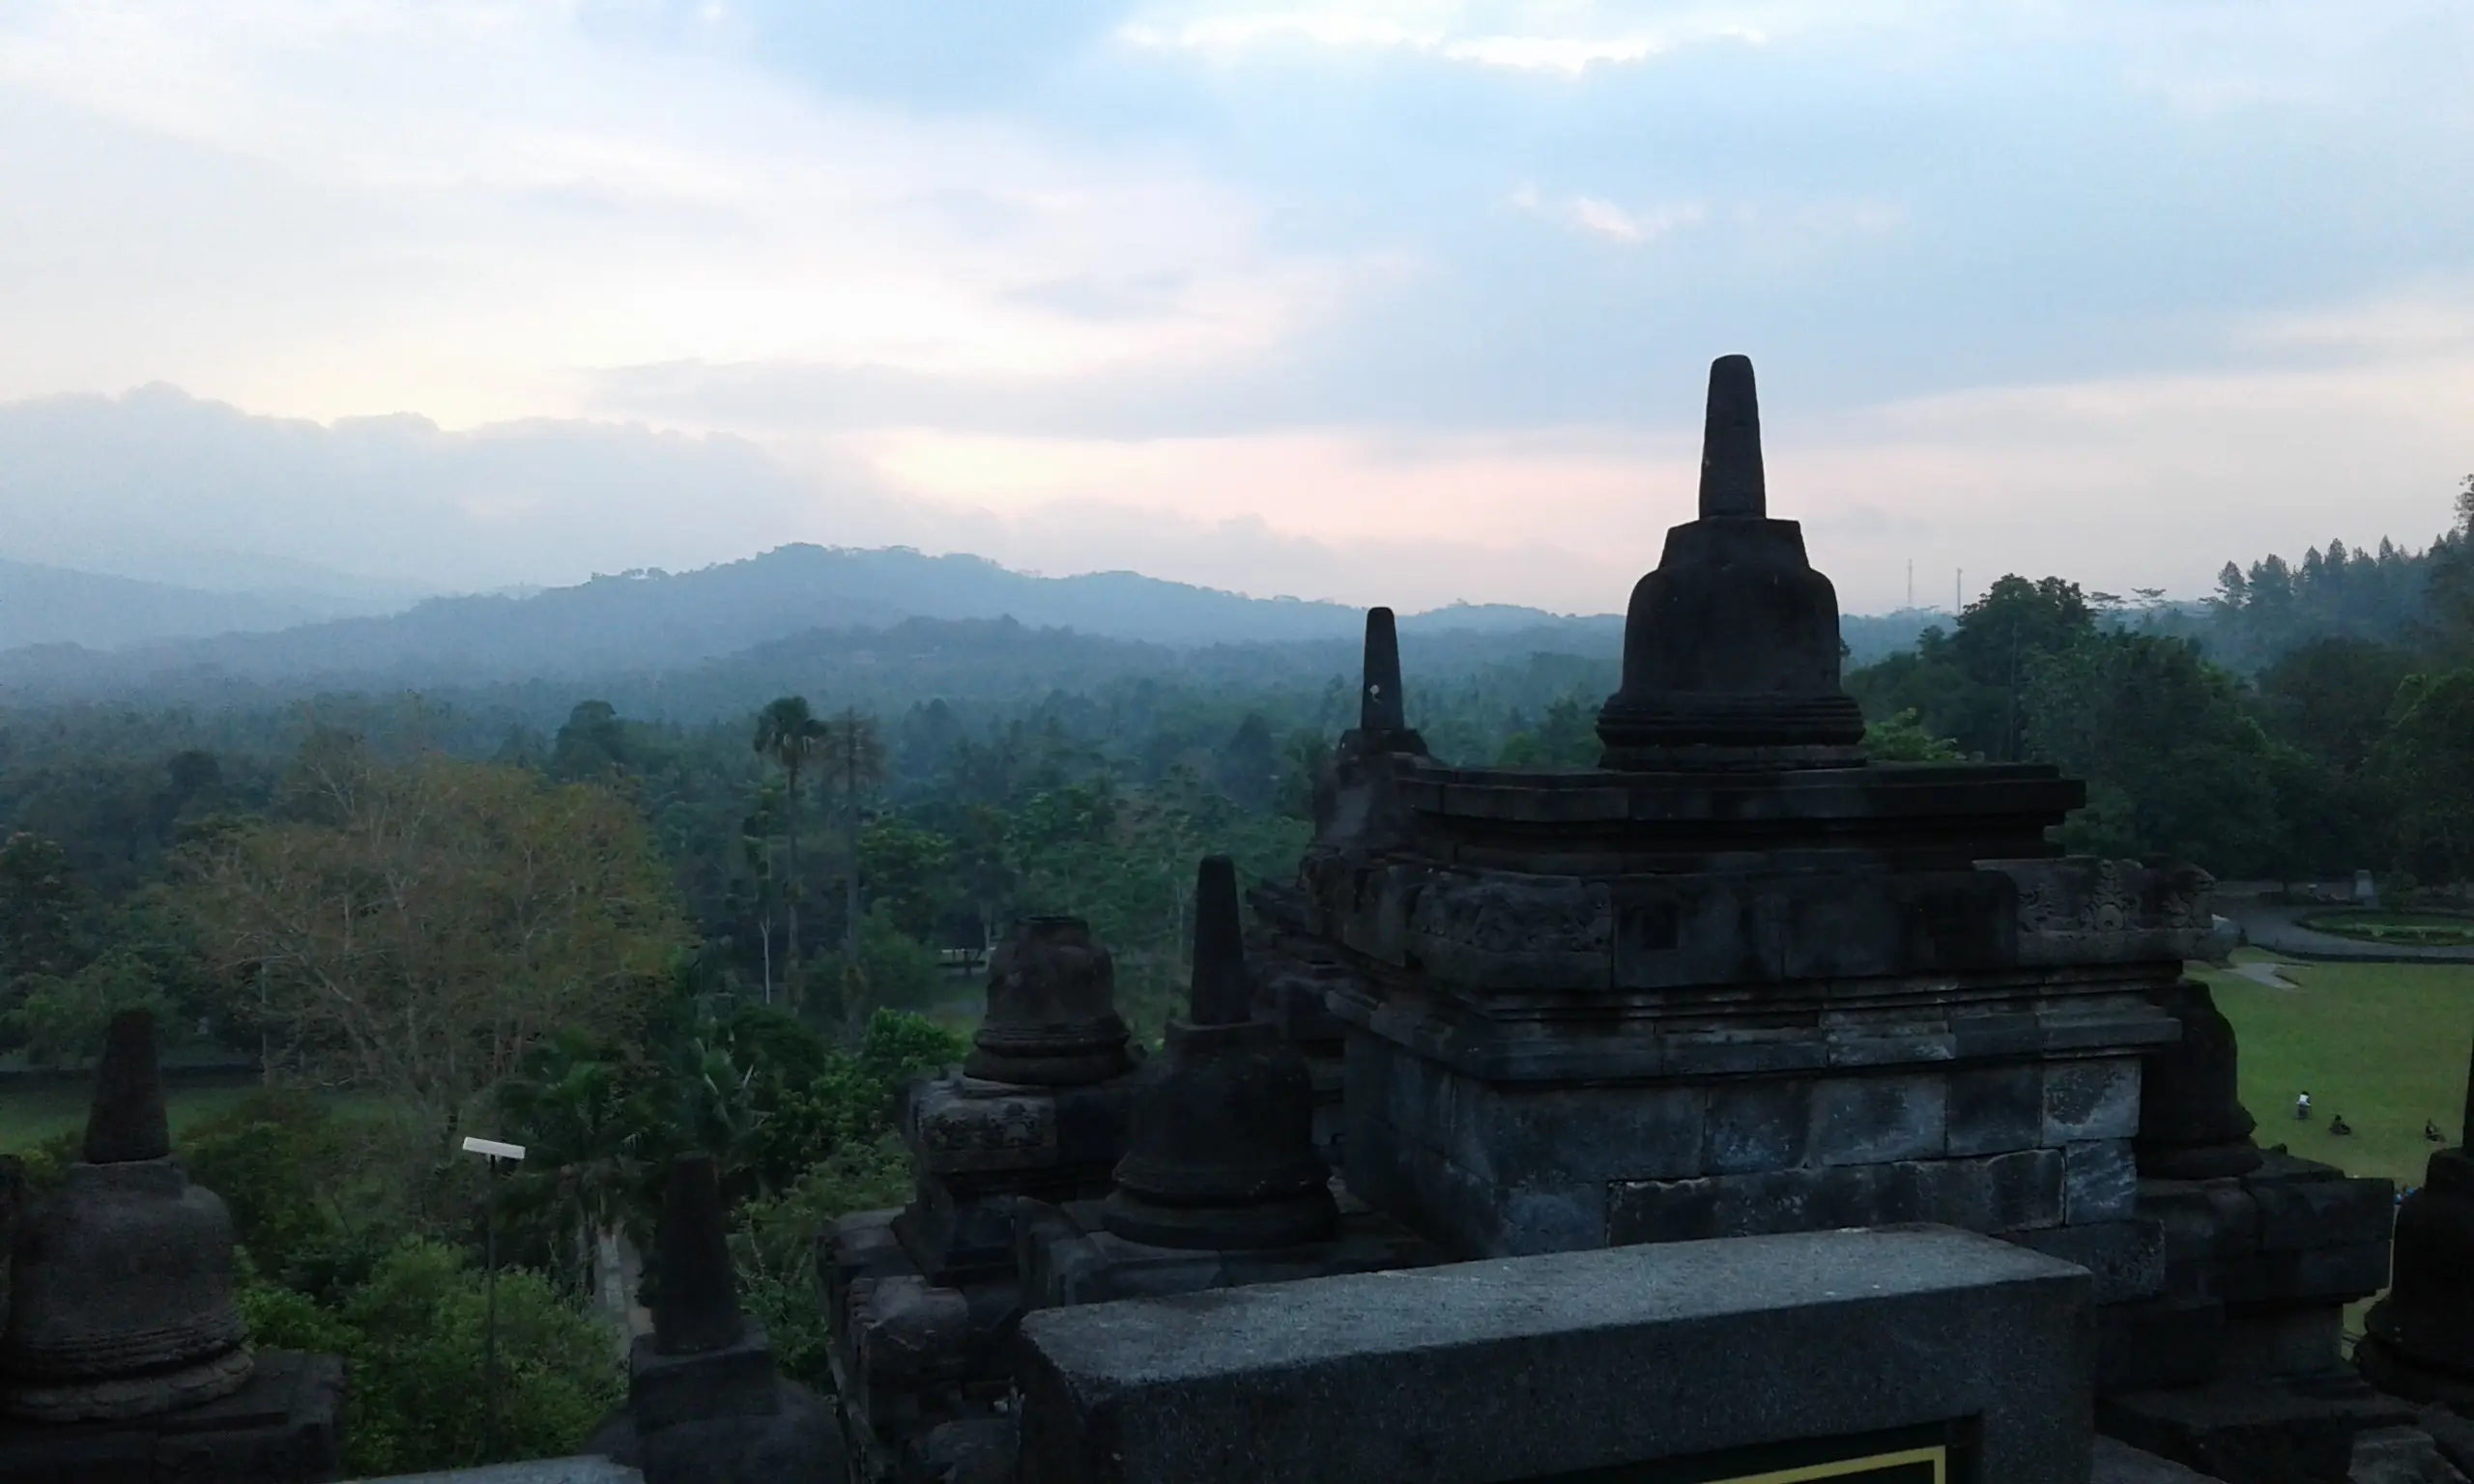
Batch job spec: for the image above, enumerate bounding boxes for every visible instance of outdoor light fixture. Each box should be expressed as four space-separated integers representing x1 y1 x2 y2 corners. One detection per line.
460 1133 527 1459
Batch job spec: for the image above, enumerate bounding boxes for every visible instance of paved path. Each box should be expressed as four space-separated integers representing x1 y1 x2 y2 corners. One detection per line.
2217 889 2474 965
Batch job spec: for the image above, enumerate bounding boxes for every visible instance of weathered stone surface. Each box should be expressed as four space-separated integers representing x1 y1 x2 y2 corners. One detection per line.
1595 357 1866 766
2349 1426 2470 1484
1607 1147 2065 1245
0 1349 344 1484
849 1277 969 1388
1811 1074 1945 1166
1 1011 256 1424
965 916 1131 1086
650 1154 743 1356
2095 1436 2220 1482
1016 1226 2092 1484
1022 1200 1439 1310
2068 1140 2141 1224
1702 1081 1809 1175
590 1376 845 1484
1106 857 1334 1251
1948 1064 2045 1156
2008 1218 2166 1303
629 1328 779 1432
2048 1058 2143 1143
916 1416 1019 1484
2101 1378 2416 1484
2139 978 2267 1180
82 1011 171 1165
2362 1142 2474 1399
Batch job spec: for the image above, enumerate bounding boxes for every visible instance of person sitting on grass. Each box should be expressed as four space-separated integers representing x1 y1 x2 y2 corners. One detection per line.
2428 1120 2448 1144
2329 1113 2353 1136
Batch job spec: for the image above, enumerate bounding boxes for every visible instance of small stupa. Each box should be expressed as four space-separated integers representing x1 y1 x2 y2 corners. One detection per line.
0 1011 344 1482
1103 856 1337 1250
588 1153 845 1484
2 1011 251 1421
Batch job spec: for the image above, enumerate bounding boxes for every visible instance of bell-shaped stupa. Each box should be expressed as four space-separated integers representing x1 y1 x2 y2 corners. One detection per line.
1 1011 252 1422
1596 355 1866 768
1104 856 1336 1250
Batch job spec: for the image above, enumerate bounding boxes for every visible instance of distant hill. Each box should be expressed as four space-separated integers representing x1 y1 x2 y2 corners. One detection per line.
0 559 377 652
0 544 1614 696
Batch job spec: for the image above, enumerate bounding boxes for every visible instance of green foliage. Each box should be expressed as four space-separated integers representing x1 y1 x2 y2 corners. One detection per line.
2024 632 2285 873
179 1090 355 1284
4 951 179 1066
2372 671 2474 881
730 1139 912 1390
1851 575 2097 761
1859 708 1962 763
854 820 953 942
1496 697 1600 768
244 1239 621 1476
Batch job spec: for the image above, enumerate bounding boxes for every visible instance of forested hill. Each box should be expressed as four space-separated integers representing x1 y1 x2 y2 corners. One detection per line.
0 543 1620 687
0 612 1627 727
0 559 355 651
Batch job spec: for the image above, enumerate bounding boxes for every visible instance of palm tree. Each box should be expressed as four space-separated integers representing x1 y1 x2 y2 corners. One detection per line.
752 697 824 985
496 1034 662 1350
818 708 887 956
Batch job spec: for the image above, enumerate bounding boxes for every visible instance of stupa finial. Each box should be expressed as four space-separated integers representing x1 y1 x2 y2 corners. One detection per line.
1698 354 1766 519
1188 856 1250 1026
83 1009 171 1165
651 1153 745 1356
1361 608 1406 733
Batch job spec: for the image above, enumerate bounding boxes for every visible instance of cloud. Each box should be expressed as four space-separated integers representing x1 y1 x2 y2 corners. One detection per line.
5 0 2474 624
1113 3 1766 73
0 385 932 593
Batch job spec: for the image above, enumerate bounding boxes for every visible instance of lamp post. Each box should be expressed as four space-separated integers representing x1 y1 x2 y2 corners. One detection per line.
461 1135 526 1462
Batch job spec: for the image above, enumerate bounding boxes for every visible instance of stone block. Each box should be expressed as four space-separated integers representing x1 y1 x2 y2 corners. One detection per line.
908 1081 1058 1178
2222 1242 2392 1308
2217 1308 2345 1382
1607 1148 2064 1244
2008 1218 2166 1303
1949 1063 2045 1156
630 1327 780 1431
2348 1426 2469 1484
2100 1378 2416 1484
2093 1436 2219 1482
2252 1175 2395 1253
0 1350 345 1484
1702 1081 1808 1174
849 1278 969 1390
1049 1077 1138 1168
1811 1073 1946 1165
2047 1058 2143 1142
1022 1209 1439 1309
1990 1146 2069 1231
1469 1082 1704 1187
2068 1140 2141 1224
2097 1294 2225 1392
1014 1226 2093 1484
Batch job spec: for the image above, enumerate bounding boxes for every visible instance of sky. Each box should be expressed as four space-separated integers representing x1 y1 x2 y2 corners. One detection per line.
3 1 2472 613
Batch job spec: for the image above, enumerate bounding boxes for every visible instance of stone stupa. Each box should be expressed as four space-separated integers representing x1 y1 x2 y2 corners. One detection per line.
0 1011 343 1483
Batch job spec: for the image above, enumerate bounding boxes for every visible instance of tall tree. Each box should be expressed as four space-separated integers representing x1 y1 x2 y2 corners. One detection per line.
817 709 886 956
182 742 687 1134
751 697 824 978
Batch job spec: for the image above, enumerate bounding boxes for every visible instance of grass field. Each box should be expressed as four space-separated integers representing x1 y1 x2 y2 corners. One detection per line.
2198 952 2474 1189
0 1076 275 1156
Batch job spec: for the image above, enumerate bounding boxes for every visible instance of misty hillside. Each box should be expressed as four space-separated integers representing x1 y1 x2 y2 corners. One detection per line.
0 558 370 651
0 544 1622 691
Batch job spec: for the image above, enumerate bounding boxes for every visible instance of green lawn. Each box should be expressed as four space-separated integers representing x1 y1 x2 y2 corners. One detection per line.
0 1077 274 1156
2197 952 2474 1189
